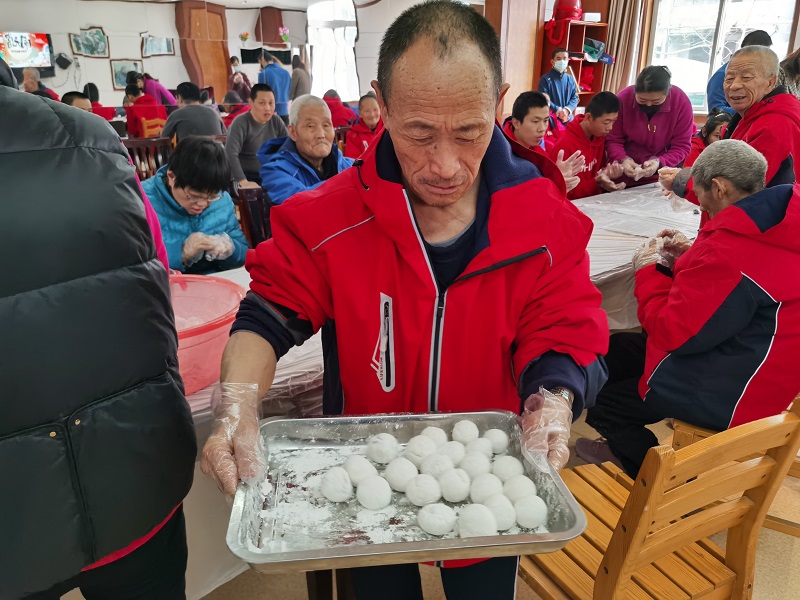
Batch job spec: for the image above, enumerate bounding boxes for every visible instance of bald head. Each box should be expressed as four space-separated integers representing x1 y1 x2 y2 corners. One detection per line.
376 0 502 108
731 46 779 77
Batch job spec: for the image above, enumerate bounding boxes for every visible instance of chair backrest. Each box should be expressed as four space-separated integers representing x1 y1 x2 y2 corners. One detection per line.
595 410 800 599
211 134 227 145
141 117 167 139
334 126 350 153
233 187 272 247
123 138 173 181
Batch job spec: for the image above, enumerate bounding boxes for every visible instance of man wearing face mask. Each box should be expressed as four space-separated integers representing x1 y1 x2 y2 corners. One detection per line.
538 49 579 124
605 65 694 187
228 56 252 101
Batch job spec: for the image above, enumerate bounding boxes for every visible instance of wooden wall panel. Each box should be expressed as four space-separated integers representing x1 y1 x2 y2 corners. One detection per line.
499 0 540 117
484 0 503 38
175 1 229 103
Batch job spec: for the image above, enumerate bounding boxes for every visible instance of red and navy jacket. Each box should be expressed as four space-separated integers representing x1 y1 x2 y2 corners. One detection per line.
549 115 607 200
344 117 384 159
636 184 800 430
236 126 608 418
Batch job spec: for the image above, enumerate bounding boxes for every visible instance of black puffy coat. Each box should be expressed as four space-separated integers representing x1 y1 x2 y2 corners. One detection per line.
0 86 196 598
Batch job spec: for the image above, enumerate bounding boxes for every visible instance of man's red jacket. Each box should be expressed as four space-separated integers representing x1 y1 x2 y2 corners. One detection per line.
344 117 383 158
549 115 606 200
246 126 608 418
636 183 800 430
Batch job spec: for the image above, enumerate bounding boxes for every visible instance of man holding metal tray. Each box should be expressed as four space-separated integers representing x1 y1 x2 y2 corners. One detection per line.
202 1 609 597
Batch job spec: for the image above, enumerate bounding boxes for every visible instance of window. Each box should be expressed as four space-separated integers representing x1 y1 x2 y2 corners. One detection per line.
307 0 360 101
650 0 796 112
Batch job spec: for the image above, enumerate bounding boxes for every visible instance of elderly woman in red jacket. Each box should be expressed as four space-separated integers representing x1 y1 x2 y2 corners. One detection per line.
345 93 384 158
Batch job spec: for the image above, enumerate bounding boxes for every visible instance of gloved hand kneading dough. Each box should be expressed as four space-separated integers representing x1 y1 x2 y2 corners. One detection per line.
640 158 660 179
182 232 216 267
632 237 661 271
201 383 265 496
621 157 639 179
520 387 572 472
555 149 585 193
204 232 235 261
655 229 692 269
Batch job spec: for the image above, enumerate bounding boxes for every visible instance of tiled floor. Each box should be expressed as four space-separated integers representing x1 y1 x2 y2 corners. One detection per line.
62 416 800 600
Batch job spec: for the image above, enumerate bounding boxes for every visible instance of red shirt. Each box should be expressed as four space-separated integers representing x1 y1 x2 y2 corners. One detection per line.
91 101 116 121
549 115 606 200
223 104 251 130
126 94 166 138
683 135 706 168
323 96 356 127
344 118 383 158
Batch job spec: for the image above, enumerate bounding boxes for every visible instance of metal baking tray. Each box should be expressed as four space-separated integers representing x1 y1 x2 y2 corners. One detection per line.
226 411 586 572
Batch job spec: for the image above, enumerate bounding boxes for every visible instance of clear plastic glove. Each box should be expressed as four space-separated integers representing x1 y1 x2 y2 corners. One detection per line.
658 167 680 193
520 387 573 472
565 175 581 192
596 168 626 192
604 161 624 180
621 157 639 178
656 229 692 269
182 232 216 267
640 158 660 179
204 232 235 262
201 383 265 496
556 149 586 180
632 236 660 271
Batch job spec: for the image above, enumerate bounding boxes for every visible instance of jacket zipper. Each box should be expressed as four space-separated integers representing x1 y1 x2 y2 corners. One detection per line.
429 291 446 411
63 423 96 561
380 297 394 390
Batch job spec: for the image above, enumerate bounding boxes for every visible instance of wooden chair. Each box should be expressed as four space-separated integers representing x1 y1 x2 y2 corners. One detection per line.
334 126 350 153
141 117 167 138
233 186 272 247
123 138 173 181
672 402 800 538
520 409 800 599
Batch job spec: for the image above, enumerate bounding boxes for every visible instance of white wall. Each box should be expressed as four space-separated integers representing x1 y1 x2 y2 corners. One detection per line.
354 0 418 96
1 0 189 106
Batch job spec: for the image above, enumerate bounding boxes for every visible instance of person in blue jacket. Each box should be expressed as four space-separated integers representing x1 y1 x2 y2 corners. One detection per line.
258 51 291 124
142 137 249 273
706 30 772 114
538 48 579 123
257 94 354 205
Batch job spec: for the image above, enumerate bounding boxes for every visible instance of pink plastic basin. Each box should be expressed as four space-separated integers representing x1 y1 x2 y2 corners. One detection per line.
170 274 246 396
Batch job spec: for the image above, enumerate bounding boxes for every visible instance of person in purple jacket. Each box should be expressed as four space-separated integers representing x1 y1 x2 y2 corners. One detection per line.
605 66 694 187
127 71 177 106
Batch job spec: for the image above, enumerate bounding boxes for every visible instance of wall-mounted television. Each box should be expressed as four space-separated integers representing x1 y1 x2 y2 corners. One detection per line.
0 32 55 78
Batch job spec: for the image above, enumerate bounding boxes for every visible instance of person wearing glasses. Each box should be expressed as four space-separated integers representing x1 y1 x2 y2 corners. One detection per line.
142 137 249 273
605 65 694 187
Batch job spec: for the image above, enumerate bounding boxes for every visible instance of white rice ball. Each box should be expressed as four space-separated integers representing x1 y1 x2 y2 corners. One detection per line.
405 474 442 507
457 504 498 538
342 454 378 486
483 429 510 454
515 495 548 529
459 452 492 479
421 426 448 446
492 455 525 482
438 441 466 466
470 473 504 504
366 433 400 464
438 468 471 503
420 453 455 479
417 503 457 536
452 420 480 444
356 475 392 510
320 467 353 503
483 494 516 531
465 437 493 459
503 475 538 503
383 457 418 492
403 435 438 467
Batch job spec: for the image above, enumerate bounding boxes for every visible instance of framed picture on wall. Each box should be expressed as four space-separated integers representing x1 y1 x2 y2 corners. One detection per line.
69 33 85 56
141 35 175 57
110 59 143 90
79 27 110 58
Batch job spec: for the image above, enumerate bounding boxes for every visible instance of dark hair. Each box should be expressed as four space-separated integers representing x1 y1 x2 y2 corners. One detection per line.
635 65 672 94
223 91 243 105
250 83 275 101
230 56 239 65
259 50 274 63
780 47 800 82
126 71 143 85
30 90 51 98
586 91 619 118
359 92 378 108
125 84 142 98
168 137 231 194
511 91 549 122
741 30 773 48
377 0 502 107
199 89 210 103
82 82 99 103
552 47 568 60
176 82 201 103
700 111 732 144
62 91 90 106
291 55 305 70
324 89 340 99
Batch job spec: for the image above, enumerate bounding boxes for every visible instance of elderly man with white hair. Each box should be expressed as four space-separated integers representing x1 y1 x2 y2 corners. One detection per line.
577 139 800 478
663 45 800 223
256 94 354 205
21 67 59 100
